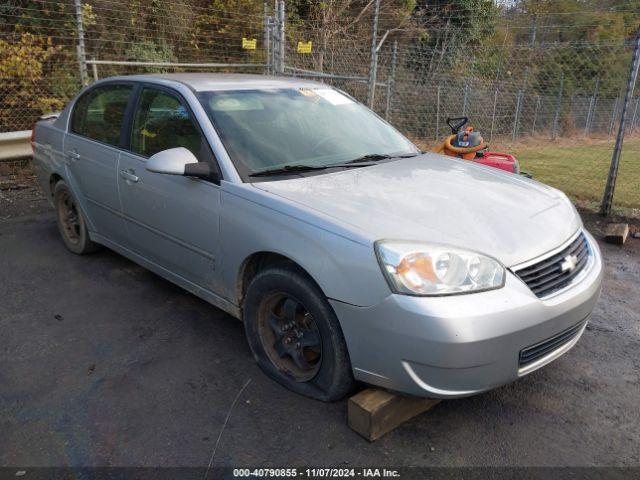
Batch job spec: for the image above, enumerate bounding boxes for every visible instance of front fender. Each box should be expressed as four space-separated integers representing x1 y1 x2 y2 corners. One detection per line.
219 183 390 307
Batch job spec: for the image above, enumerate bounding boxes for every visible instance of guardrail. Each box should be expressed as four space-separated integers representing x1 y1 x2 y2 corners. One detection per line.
0 130 32 161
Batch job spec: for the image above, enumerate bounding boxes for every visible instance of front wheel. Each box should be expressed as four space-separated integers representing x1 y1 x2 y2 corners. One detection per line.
243 264 354 402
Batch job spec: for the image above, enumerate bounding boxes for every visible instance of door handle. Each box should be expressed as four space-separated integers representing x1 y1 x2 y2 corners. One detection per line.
67 150 80 160
120 169 139 183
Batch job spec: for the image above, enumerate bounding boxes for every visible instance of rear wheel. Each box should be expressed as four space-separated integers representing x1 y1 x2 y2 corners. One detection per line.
54 181 99 255
243 264 354 401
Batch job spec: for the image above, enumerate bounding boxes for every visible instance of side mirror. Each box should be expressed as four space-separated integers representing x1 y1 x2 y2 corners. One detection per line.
146 147 217 181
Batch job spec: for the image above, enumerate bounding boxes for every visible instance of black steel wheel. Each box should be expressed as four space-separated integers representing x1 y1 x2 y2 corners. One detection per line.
258 293 322 382
53 180 99 255
243 263 354 401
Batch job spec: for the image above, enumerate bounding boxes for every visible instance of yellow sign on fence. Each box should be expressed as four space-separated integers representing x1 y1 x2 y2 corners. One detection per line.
242 38 257 50
297 41 312 54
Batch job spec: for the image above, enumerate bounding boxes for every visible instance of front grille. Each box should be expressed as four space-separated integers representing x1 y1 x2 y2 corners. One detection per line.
513 232 591 298
519 320 586 367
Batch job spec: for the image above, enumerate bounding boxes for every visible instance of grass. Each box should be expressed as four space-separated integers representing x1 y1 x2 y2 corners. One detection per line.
414 134 640 218
510 136 640 215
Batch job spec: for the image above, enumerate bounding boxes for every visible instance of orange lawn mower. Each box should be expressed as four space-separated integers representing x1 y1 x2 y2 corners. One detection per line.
434 116 531 177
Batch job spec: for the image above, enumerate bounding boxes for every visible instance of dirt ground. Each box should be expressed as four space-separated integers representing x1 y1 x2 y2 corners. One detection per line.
1 178 639 469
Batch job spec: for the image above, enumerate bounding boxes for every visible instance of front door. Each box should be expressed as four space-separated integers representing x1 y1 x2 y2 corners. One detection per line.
117 86 223 294
64 84 133 245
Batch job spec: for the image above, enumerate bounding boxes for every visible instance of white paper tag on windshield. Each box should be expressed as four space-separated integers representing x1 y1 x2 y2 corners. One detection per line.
315 89 353 106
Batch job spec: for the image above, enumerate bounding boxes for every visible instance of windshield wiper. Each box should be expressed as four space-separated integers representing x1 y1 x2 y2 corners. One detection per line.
249 153 422 177
345 153 392 163
343 152 420 164
249 161 375 177
249 164 329 177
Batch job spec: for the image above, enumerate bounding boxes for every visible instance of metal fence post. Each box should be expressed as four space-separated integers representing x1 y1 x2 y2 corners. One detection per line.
462 82 469 116
601 27 640 216
552 73 564 139
263 2 271 75
630 96 639 132
513 17 535 141
277 0 285 74
73 0 89 87
609 97 620 138
270 1 281 74
591 87 600 133
385 41 397 121
271 15 277 74
512 89 522 142
271 5 278 75
584 76 600 138
489 86 498 142
532 95 540 135
629 96 640 132
435 85 441 141
91 59 98 81
367 0 380 108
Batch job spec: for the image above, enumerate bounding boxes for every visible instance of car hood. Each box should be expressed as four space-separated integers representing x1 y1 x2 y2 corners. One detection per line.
252 153 581 267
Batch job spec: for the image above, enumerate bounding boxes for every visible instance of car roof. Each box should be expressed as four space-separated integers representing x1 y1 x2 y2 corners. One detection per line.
105 73 328 92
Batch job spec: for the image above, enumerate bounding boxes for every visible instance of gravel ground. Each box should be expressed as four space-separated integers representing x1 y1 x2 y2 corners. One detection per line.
0 187 639 468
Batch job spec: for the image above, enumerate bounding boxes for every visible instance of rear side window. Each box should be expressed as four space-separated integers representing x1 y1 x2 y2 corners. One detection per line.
130 88 208 161
71 85 133 147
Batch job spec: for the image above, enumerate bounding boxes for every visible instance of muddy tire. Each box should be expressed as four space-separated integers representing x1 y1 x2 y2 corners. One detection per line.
243 264 354 402
53 180 99 255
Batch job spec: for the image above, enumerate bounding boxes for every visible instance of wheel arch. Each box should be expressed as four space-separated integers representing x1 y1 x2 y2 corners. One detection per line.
49 173 63 197
237 251 325 309
49 171 97 233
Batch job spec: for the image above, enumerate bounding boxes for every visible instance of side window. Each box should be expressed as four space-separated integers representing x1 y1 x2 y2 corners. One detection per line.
71 85 133 146
131 88 208 162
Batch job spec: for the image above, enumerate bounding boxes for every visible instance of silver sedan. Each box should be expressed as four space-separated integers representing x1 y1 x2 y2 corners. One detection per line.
32 74 603 401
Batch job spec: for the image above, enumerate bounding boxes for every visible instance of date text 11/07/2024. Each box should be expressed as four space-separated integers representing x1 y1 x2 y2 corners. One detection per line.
232 468 401 478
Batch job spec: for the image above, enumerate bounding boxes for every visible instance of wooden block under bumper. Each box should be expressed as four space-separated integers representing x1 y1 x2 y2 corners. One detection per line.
348 388 441 441
604 223 629 245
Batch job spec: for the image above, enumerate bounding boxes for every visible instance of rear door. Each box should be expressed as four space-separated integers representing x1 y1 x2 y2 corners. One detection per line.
64 83 134 245
117 85 223 294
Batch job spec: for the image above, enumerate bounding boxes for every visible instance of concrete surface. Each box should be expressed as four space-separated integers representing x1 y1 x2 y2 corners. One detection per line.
1 201 639 467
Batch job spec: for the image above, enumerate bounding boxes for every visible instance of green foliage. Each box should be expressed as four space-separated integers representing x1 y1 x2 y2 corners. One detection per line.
498 0 640 97
415 0 500 48
512 0 640 43
192 0 264 59
125 41 177 72
0 33 69 131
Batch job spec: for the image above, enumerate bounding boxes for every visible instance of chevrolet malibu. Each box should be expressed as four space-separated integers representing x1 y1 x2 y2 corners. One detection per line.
32 74 603 401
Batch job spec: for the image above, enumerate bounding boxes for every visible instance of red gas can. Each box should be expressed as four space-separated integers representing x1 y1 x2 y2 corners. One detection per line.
474 151 520 174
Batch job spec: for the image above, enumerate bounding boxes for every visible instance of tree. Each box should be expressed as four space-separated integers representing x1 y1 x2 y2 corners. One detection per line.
0 33 65 130
191 0 264 61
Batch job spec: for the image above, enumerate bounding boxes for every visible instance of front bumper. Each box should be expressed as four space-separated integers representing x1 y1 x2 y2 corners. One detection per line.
330 231 603 398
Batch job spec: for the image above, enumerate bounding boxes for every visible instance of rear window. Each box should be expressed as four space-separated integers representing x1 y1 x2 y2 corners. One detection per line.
70 85 133 147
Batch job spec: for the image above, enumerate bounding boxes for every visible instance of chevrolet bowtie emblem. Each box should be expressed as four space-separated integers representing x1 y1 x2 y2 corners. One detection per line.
560 254 579 272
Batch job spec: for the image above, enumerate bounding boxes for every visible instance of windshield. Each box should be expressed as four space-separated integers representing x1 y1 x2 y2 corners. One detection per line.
196 88 418 179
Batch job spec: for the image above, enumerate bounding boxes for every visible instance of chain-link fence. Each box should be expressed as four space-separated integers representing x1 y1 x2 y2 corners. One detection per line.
375 40 640 215
2 0 639 217
1 0 269 132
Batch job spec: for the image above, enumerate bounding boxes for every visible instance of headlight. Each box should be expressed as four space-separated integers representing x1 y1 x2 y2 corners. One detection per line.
375 241 505 296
